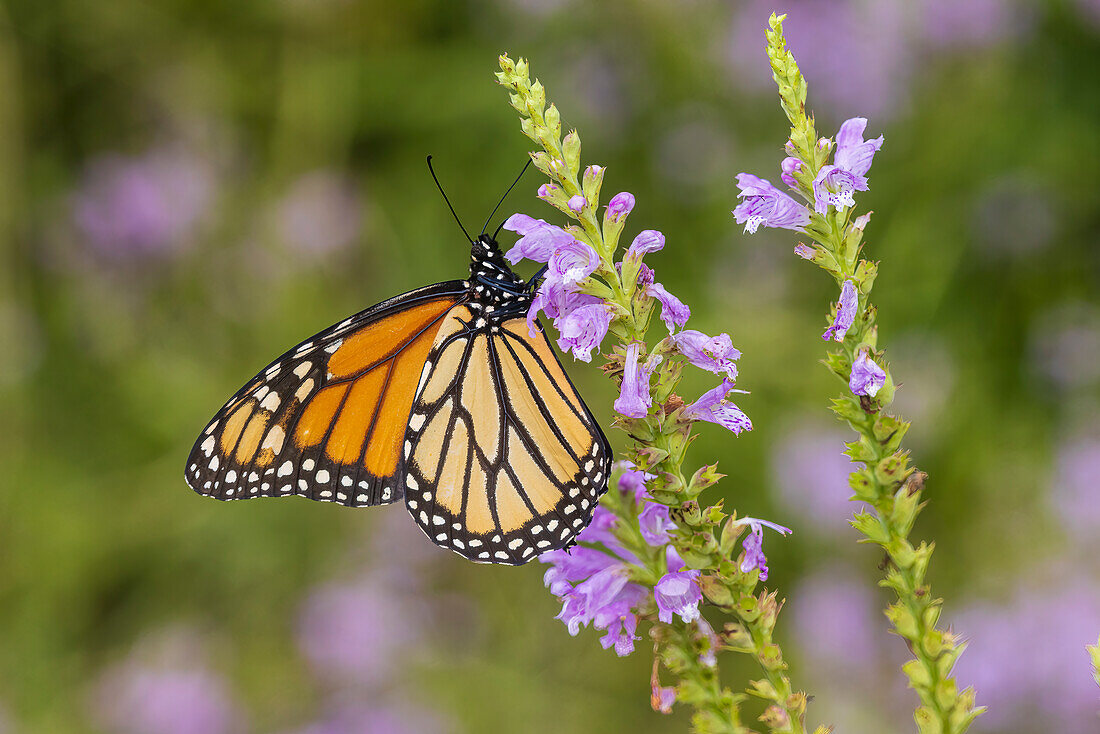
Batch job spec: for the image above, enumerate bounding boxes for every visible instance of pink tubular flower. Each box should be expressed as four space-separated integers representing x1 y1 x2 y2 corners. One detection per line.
556 302 613 362
547 239 601 287
780 156 804 187
684 379 752 435
567 194 587 213
671 329 740 380
617 463 654 502
850 349 886 397
654 547 702 624
626 229 665 259
501 213 577 264
526 289 600 338
606 192 635 220
734 517 792 581
651 683 677 714
732 173 810 234
794 243 815 260
812 117 883 213
646 282 690 333
615 342 662 418
638 502 677 546
822 279 858 341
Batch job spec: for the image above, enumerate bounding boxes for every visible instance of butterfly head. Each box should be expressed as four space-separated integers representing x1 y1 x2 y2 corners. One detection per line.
468 234 531 312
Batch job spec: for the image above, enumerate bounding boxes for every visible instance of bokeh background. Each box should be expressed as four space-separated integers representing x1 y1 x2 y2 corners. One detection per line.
1 0 1098 732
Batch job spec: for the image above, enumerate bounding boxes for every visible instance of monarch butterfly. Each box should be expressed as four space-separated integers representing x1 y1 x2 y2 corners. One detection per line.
184 164 612 565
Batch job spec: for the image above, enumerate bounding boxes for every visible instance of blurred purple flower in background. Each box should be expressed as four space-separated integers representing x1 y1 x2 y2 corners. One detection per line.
953 573 1100 731
726 0 911 118
919 0 1025 48
282 701 452 734
275 170 363 257
298 575 424 686
1050 431 1100 545
1030 303 1100 391
72 145 214 259
1079 0 1100 26
771 421 862 534
790 564 881 672
90 644 246 734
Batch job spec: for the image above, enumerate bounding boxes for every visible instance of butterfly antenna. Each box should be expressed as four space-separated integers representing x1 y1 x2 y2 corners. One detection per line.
483 158 533 237
427 155 473 244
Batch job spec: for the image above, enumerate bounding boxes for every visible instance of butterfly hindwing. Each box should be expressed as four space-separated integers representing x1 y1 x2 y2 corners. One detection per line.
184 282 467 507
404 310 613 565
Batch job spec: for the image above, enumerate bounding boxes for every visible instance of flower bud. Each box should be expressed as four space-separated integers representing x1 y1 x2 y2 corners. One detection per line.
529 152 553 177
582 164 605 206
606 192 635 221
562 130 581 177
793 243 814 260
544 103 561 139
567 194 586 214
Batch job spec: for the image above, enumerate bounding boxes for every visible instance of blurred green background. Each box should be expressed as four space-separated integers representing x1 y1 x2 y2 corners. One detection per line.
1 1 1098 732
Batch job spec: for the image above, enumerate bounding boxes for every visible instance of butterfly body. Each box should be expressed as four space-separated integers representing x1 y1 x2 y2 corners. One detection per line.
185 234 612 564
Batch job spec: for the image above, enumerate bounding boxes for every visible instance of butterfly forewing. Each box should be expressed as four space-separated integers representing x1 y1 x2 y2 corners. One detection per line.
404 312 613 565
184 282 467 507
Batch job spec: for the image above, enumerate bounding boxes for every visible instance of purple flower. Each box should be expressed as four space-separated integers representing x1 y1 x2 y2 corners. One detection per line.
646 282 690 333
849 349 887 397
567 194 587 213
527 283 600 337
542 546 621 596
671 329 740 380
615 342 662 418
794 243 815 260
639 502 677 546
501 213 576 264
835 118 884 177
626 229 665 259
812 118 883 214
91 658 245 734
617 464 654 502
547 239 600 287
732 173 810 234
651 683 677 714
594 585 647 656
811 165 867 213
734 517 792 581
606 192 635 220
298 578 422 684
72 146 214 259
780 156 804 187
554 302 612 362
822 279 858 342
683 379 752 435
655 547 702 623
275 170 362 256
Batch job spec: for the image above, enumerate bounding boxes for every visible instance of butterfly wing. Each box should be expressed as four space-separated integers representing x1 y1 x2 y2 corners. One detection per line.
404 309 612 564
184 282 468 507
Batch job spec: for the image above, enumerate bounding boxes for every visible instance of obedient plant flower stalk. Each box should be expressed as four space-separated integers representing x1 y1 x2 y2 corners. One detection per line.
732 14 984 734
497 55 822 734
